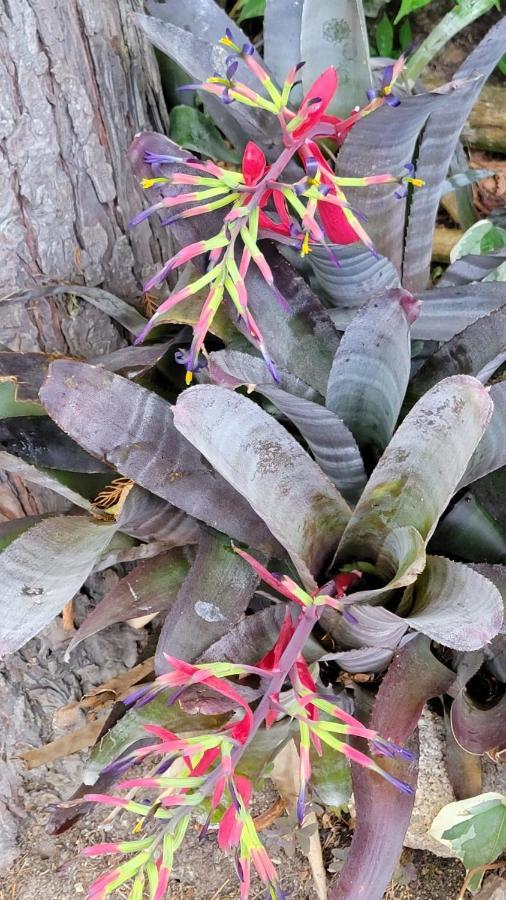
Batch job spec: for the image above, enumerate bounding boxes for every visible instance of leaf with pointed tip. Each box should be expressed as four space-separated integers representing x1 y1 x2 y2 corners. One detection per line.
67 549 192 654
308 244 400 306
337 376 493 564
264 0 303 106
134 14 278 149
459 382 506 490
335 86 456 269
328 283 506 339
39 361 278 553
93 538 175 573
88 343 174 377
407 306 506 404
174 385 351 587
11 285 147 337
0 515 118 657
403 18 506 291
155 530 260 672
0 417 111 473
330 636 454 900
244 248 340 395
301 0 372 117
431 493 506 565
398 556 503 650
208 349 320 401
326 289 420 461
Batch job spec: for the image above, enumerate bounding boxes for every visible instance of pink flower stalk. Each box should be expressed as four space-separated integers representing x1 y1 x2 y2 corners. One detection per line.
130 29 422 382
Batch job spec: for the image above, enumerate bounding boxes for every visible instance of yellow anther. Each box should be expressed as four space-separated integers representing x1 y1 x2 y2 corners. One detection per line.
383 84 392 95
408 177 425 188
300 232 311 257
132 819 144 834
140 177 166 189
185 371 194 385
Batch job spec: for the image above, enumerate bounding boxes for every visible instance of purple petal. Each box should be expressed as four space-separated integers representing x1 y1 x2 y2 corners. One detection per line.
305 156 318 179
295 60 306 71
227 60 239 80
382 65 394 88
296 788 305 824
386 94 401 108
366 89 377 102
242 42 254 56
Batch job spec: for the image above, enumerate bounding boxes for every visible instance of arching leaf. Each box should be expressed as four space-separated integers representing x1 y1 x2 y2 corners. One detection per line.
174 385 351 587
459 382 506 490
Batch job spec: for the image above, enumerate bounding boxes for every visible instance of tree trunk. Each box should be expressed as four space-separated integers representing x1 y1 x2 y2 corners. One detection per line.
0 0 171 516
0 1 171 867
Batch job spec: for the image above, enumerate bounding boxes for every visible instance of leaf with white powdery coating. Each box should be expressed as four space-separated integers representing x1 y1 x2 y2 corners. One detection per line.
67 548 193 654
336 376 493 564
174 385 351 588
326 289 420 461
399 556 503 650
154 530 260 672
39 361 278 553
459 382 506 490
0 515 118 657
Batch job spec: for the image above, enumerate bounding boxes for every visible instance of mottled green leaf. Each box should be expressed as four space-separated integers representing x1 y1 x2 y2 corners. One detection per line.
169 106 240 164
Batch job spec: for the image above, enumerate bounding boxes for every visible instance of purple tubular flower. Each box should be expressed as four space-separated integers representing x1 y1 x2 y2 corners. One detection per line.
319 183 331 197
226 59 239 79
372 739 415 762
144 151 193 165
381 64 394 88
228 778 241 812
386 94 401 108
175 348 207 374
241 41 254 56
222 88 234 105
296 789 305 825
305 157 319 179
404 162 415 177
154 755 177 776
134 319 155 347
235 852 244 882
295 60 306 71
366 88 377 102
129 208 152 227
102 754 136 777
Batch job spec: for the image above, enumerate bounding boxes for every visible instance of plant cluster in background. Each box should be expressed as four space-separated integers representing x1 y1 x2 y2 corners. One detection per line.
0 1 505 899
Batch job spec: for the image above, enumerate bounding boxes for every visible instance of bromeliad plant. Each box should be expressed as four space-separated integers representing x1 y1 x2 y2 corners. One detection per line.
131 29 416 382
1 6 505 900
83 559 414 899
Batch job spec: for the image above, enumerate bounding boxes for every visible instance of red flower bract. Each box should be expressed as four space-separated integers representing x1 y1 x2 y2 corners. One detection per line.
242 141 267 185
291 66 339 139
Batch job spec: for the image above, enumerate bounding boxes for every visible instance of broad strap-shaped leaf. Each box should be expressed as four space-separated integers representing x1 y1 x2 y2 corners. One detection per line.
301 0 372 117
174 385 351 587
403 18 506 290
451 689 506 755
0 351 53 401
88 342 173 378
134 14 278 150
326 290 420 461
443 707 483 802
328 282 506 339
322 646 395 674
39 361 279 553
335 86 456 270
398 556 503 650
0 416 111 473
310 725 352 809
200 605 288 665
67 549 192 654
264 0 303 105
154 530 260 672
243 248 340 395
459 382 506 490
321 602 408 650
431 493 506 565
330 636 454 900
439 248 506 287
11 284 147 337
0 379 45 418
256 384 367 504
169 105 241 164
308 244 400 307
83 694 227 786
0 450 95 513
337 376 493 564
118 486 201 546
208 349 320 401
0 515 118 657
407 305 506 404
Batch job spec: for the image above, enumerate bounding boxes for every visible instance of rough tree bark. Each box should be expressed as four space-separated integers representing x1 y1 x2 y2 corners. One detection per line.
0 0 170 867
